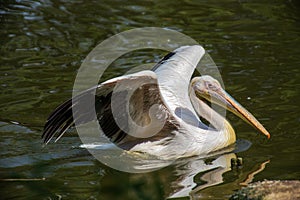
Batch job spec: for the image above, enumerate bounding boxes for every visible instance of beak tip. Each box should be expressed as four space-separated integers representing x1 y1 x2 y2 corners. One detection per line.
264 131 271 139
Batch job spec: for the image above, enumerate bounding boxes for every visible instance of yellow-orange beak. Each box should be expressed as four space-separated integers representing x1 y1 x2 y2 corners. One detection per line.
194 79 270 139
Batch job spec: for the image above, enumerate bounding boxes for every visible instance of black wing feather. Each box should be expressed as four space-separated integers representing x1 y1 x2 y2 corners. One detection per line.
42 50 178 146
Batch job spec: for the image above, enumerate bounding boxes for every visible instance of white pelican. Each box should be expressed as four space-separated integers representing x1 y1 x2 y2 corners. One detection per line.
42 45 270 159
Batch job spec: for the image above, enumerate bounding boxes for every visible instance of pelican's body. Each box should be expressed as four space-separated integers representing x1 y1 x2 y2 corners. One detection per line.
42 45 270 159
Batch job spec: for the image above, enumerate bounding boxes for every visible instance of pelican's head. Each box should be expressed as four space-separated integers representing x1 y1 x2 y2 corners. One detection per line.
191 75 270 139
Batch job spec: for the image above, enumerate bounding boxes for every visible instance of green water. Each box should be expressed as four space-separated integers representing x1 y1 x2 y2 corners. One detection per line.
1 0 299 199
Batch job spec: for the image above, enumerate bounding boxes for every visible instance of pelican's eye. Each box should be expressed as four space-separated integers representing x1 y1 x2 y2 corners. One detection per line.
206 82 216 90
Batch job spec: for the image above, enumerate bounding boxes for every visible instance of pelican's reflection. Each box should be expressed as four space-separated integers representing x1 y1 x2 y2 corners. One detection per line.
168 150 236 199
166 139 259 199
166 142 269 199
83 139 270 199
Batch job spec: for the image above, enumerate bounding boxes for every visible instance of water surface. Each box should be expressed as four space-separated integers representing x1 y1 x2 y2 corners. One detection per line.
1 0 299 199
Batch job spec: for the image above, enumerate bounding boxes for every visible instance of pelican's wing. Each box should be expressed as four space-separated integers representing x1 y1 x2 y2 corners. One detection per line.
42 70 176 147
151 51 176 71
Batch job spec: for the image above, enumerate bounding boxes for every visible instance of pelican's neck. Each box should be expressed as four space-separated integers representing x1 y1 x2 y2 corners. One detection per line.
189 89 236 147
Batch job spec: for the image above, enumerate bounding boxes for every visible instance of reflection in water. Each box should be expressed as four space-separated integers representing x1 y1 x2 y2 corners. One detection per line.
239 160 270 187
80 142 235 199
168 154 270 199
79 139 269 199
169 152 236 199
168 140 252 199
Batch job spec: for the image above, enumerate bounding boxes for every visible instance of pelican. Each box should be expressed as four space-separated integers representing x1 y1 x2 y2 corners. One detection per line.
42 45 270 159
